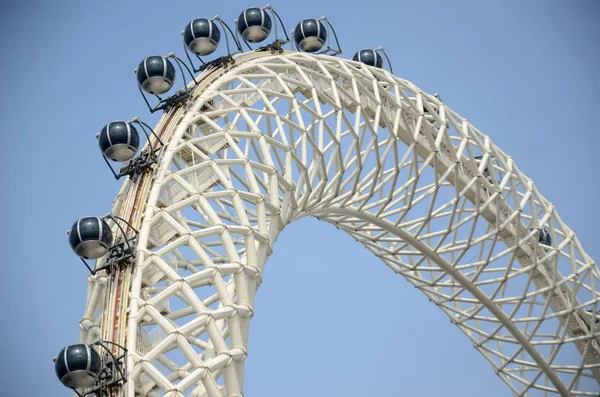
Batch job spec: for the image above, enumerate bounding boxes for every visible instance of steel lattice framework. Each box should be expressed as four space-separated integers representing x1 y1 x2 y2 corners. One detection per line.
78 51 600 396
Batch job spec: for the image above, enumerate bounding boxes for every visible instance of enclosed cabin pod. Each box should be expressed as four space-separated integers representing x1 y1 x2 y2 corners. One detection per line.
353 49 383 68
54 344 101 390
136 56 176 95
182 16 243 73
68 215 139 275
352 46 394 73
235 5 289 52
474 155 492 181
184 18 221 56
533 227 552 246
237 7 272 43
96 119 164 180
294 19 326 52
422 93 442 120
473 154 504 186
135 54 197 113
414 93 446 132
53 340 128 396
98 121 140 162
68 217 112 260
293 16 341 55
416 93 450 142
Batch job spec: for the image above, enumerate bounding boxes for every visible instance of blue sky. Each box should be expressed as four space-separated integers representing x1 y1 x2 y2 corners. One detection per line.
0 1 598 396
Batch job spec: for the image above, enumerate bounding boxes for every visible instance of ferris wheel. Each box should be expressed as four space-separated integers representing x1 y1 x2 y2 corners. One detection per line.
52 5 600 397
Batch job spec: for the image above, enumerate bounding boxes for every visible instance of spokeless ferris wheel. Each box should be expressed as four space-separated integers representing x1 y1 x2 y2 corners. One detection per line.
52 5 600 396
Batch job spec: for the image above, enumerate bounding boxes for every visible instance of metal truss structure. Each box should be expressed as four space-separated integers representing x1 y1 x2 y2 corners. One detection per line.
78 51 600 396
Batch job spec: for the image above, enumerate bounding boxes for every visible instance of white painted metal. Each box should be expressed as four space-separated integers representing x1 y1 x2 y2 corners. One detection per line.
79 51 600 396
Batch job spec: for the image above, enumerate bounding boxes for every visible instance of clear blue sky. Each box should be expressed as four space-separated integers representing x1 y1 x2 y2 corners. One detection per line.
0 1 598 396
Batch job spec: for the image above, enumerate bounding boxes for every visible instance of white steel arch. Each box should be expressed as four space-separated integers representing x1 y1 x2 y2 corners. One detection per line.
78 51 600 396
